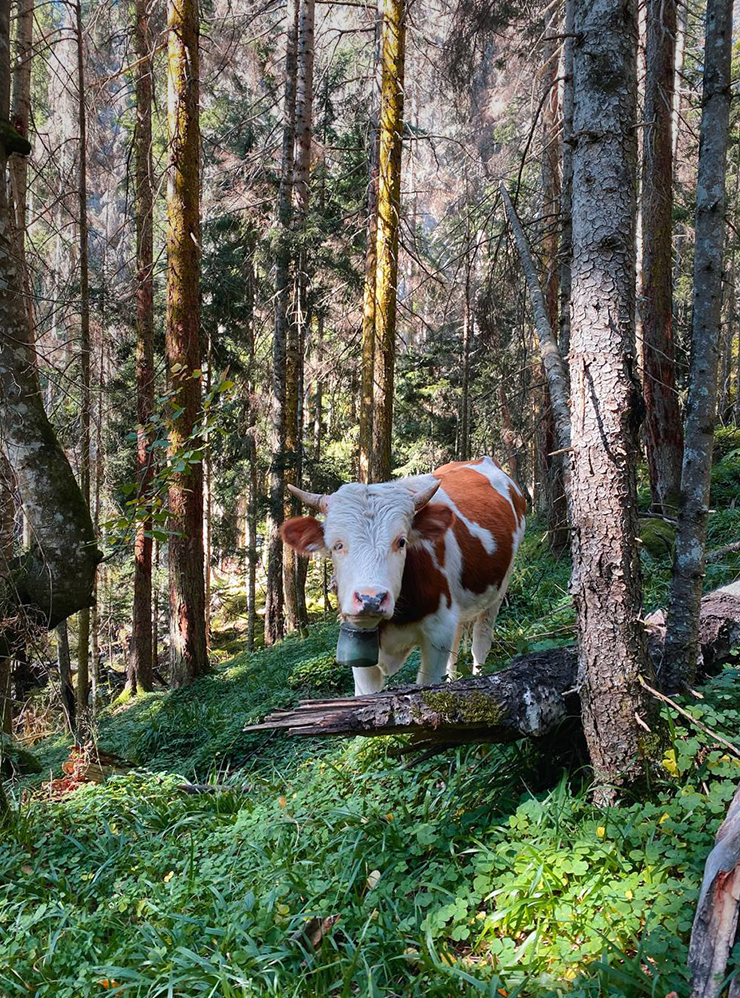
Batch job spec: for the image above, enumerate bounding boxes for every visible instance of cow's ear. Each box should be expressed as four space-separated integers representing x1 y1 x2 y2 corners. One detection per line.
281 516 326 555
409 503 454 545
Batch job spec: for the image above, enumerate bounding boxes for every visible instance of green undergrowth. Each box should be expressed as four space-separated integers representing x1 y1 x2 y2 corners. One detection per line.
3 453 740 998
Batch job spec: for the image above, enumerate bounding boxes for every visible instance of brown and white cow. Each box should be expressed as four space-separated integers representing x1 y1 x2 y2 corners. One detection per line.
281 457 526 695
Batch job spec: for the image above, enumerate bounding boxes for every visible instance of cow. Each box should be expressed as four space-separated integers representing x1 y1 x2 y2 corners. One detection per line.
280 457 526 695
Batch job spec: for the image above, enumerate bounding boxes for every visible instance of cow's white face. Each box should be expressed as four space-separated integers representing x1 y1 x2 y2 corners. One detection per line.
281 479 453 627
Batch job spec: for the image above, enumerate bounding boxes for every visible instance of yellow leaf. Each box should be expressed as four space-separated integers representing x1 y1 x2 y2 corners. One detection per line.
163 870 174 883
662 749 679 776
659 812 671 825
596 826 606 838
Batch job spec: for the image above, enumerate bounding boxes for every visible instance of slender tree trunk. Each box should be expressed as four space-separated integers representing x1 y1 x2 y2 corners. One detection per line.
75 0 91 716
540 12 567 551
166 0 207 686
641 0 682 512
370 0 405 483
569 0 655 798
56 621 75 735
662 0 733 690
0 455 12 734
359 0 382 483
558 0 574 365
129 0 155 694
265 0 299 646
459 256 471 461
284 0 314 635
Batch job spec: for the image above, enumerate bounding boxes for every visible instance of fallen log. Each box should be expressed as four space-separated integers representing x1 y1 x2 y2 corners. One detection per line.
245 584 740 745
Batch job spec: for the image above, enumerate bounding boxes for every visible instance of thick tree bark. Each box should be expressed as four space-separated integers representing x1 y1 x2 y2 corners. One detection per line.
166 0 207 686
358 0 382 484
569 0 655 796
641 0 682 513
662 0 733 691
265 0 299 646
75 0 92 715
369 0 405 483
129 0 155 694
246 585 740 745
0 455 12 734
0 0 98 633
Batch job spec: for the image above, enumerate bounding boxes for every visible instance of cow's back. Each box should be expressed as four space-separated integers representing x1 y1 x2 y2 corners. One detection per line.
432 457 526 619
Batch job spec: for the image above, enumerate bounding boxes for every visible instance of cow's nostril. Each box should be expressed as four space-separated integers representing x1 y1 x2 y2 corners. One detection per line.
355 590 389 612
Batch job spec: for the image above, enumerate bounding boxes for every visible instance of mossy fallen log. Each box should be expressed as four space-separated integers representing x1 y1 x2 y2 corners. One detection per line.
245 585 740 745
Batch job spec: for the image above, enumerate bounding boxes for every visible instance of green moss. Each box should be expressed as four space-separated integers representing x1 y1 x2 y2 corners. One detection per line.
421 689 504 725
639 518 675 559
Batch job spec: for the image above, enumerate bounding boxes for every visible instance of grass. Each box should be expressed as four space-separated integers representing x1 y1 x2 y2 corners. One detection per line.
2 454 740 998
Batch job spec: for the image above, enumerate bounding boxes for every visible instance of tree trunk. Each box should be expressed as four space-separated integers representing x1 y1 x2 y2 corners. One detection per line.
359 0 382 483
641 0 682 513
166 0 207 686
75 0 92 716
662 0 733 691
569 0 655 797
540 14 567 551
9 0 32 340
265 0 299 646
369 0 405 483
0 0 98 634
284 0 314 635
129 0 155 694
558 0 574 365
0 455 13 734
56 621 76 735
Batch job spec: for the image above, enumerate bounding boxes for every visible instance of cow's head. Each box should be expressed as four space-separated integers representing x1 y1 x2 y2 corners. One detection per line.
280 478 453 626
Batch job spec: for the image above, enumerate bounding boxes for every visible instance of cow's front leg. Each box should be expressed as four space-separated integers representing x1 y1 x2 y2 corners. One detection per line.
417 611 458 687
353 665 386 696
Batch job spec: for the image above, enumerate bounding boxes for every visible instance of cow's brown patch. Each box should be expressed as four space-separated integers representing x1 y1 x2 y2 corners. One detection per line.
410 502 454 544
434 458 485 475
435 466 519 595
391 544 451 625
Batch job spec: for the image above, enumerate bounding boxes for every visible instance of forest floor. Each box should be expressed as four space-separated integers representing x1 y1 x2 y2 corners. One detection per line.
3 440 740 998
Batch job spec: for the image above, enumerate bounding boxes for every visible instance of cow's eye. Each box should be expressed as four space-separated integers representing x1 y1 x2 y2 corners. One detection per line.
397 537 407 549
332 541 344 552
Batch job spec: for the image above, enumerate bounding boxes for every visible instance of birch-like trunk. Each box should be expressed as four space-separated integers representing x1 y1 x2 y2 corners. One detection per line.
129 0 155 694
166 0 207 685
662 0 733 690
641 0 682 513
369 0 405 483
569 0 655 796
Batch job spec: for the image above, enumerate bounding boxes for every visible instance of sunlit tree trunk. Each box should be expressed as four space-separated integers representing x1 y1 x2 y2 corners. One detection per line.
358 0 382 483
128 0 155 694
570 0 655 799
559 0 574 364
74 0 92 716
662 0 733 690
166 0 207 685
370 0 405 483
641 0 682 513
284 0 314 635
265 0 299 646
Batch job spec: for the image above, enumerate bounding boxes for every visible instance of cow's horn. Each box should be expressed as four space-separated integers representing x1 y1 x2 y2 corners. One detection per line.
288 484 331 514
411 479 441 510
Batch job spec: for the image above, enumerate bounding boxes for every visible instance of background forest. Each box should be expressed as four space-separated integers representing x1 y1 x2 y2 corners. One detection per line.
2 0 740 993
